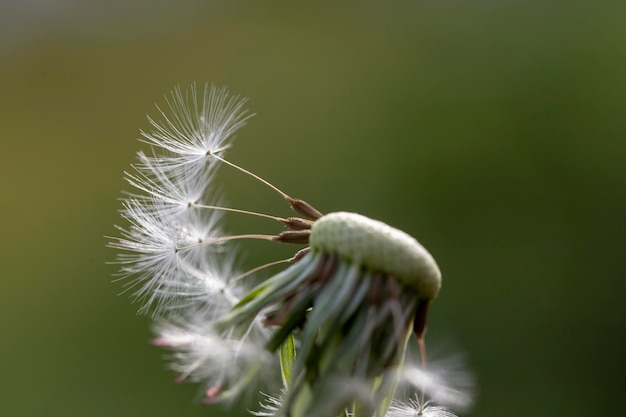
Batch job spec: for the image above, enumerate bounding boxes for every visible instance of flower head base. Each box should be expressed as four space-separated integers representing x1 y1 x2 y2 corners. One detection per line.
310 212 441 298
110 84 473 417
215 211 443 416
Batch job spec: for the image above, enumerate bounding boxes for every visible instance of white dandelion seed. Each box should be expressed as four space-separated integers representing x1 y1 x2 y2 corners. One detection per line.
139 83 253 181
250 391 285 417
109 196 228 315
387 396 458 417
153 304 274 403
399 356 475 413
123 150 216 221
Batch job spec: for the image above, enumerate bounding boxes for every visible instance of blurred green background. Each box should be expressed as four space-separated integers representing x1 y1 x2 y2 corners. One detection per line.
1 1 624 416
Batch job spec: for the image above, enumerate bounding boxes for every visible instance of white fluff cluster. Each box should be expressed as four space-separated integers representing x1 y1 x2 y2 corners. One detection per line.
109 84 273 401
111 84 252 315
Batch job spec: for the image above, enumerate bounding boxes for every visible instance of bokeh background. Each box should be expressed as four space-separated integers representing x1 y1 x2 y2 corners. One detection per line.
1 1 624 416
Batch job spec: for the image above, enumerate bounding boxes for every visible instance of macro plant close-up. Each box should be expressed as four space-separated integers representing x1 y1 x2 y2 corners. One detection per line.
109 84 474 417
2 3 625 417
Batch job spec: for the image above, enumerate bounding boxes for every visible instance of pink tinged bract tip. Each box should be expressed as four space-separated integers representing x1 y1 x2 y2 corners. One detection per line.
206 384 221 398
152 337 170 347
202 384 222 404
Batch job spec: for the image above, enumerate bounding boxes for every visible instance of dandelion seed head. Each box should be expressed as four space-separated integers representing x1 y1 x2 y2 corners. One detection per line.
110 83 475 416
310 211 441 299
215 238 436 416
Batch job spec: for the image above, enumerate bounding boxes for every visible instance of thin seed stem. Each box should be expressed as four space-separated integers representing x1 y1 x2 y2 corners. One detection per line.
228 258 293 286
211 154 292 201
417 335 428 413
193 203 284 222
175 234 276 252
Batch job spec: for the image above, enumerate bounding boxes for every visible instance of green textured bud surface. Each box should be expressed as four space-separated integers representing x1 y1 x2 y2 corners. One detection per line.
309 211 441 299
